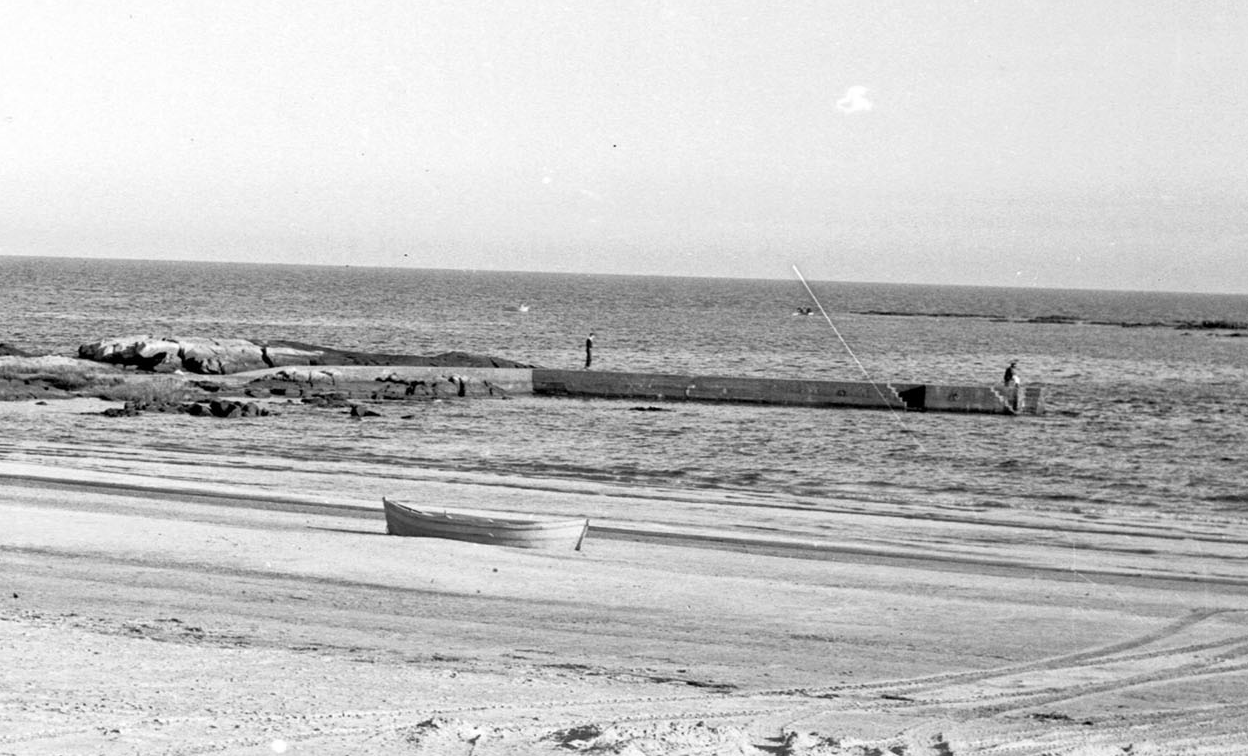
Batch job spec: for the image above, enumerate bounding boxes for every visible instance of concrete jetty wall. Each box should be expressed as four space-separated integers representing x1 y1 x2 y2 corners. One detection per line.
531 369 1043 415
231 365 1043 415
921 383 1044 415
531 369 914 410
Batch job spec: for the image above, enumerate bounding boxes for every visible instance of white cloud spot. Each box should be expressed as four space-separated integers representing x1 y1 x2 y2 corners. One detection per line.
836 86 873 114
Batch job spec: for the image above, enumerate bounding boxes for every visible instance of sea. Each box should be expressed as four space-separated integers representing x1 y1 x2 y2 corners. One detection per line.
2 255 1246 520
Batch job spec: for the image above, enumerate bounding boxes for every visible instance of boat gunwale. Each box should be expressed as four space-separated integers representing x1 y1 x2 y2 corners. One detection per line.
382 498 589 550
382 498 587 529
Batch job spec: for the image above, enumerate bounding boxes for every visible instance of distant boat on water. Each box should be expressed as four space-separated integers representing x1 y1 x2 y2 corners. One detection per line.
502 303 530 313
382 498 589 550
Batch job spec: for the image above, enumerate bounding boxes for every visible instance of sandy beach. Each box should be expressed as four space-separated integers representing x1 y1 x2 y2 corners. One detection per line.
3 404 1247 756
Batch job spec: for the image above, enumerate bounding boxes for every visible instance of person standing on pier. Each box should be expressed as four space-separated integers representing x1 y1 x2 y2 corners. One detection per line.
584 331 595 369
1003 360 1022 411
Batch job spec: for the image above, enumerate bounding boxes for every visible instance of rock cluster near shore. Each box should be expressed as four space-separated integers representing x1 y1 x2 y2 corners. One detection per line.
77 336 536 375
102 398 270 418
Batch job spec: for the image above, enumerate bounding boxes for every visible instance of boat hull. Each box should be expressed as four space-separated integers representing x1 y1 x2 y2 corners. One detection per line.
382 498 588 550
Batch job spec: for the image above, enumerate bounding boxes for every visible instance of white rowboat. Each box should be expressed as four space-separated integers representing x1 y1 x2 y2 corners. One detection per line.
382 498 588 550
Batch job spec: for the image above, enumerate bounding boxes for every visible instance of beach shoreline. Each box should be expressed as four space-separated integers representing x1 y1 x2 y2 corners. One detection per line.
3 452 1247 754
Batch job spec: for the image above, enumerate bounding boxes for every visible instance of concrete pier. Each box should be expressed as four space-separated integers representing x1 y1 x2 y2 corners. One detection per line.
532 369 1044 415
232 366 1044 415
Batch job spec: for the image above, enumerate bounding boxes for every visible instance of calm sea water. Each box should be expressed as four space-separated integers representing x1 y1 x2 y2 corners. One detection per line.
2 256 1246 519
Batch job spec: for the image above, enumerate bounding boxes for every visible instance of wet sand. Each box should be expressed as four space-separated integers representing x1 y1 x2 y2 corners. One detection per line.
2 435 1248 754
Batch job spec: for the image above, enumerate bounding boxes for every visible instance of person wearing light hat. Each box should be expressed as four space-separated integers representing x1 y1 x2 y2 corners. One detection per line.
1003 360 1020 386
1003 360 1022 411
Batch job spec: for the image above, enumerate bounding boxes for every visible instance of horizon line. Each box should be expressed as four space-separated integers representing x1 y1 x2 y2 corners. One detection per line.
2 251 1245 298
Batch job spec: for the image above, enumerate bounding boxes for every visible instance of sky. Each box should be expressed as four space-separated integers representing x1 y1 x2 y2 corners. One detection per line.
2 1 1246 293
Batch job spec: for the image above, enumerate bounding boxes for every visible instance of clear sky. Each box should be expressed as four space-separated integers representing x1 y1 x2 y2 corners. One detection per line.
2 1 1246 293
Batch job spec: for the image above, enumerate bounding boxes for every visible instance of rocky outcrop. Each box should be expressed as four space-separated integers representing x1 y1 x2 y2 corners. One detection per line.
101 398 271 418
78 336 269 374
262 342 327 368
180 339 268 374
79 335 177 370
77 336 536 375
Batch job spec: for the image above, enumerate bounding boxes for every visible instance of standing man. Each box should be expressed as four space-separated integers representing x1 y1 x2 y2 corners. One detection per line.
1003 360 1019 386
1003 360 1022 411
584 332 595 369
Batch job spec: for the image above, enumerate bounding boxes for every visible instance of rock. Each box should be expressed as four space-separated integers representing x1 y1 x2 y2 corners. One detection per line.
303 391 351 407
78 334 155 363
132 339 182 372
102 402 142 418
180 338 267 375
197 399 269 418
261 343 326 367
78 336 267 374
99 399 193 418
422 351 532 369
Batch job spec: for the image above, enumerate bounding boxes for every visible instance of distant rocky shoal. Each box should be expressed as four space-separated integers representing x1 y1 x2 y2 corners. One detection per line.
76 336 536 374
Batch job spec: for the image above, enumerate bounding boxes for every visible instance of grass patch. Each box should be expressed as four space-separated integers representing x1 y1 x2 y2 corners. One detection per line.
95 375 190 404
